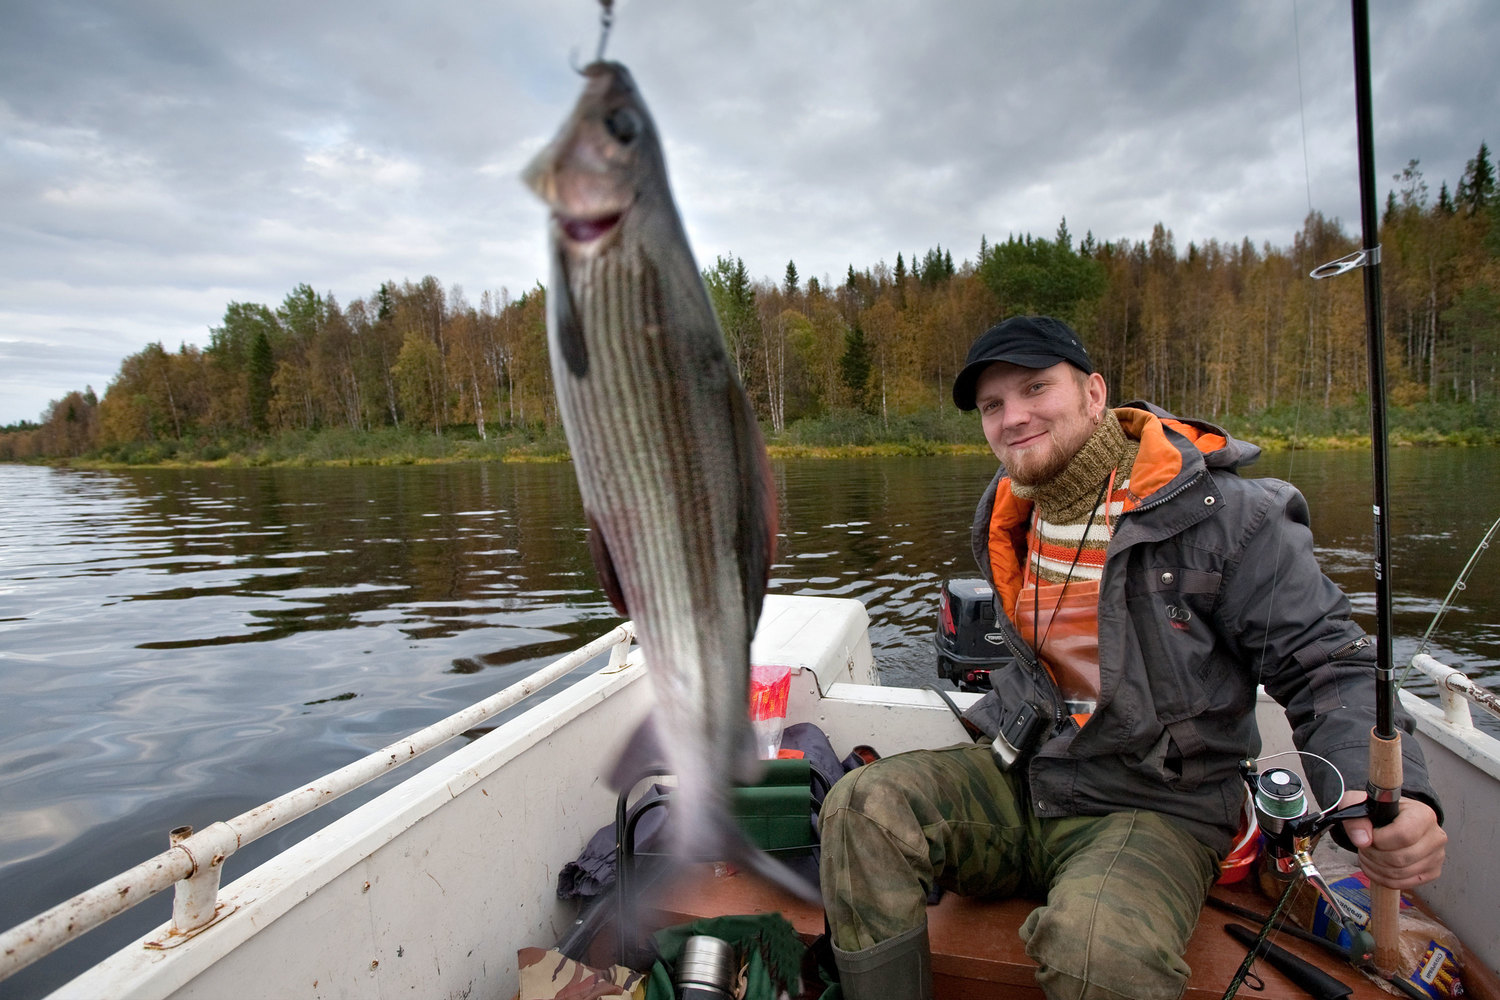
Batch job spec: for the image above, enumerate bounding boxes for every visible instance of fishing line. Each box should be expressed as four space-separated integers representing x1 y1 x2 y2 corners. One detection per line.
1250 0 1322 697
1293 0 1315 219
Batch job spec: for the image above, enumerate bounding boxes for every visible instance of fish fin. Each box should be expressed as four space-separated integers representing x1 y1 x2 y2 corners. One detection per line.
607 716 669 792
585 512 630 618
734 726 767 786
655 791 822 908
550 237 589 378
717 812 823 905
728 378 777 631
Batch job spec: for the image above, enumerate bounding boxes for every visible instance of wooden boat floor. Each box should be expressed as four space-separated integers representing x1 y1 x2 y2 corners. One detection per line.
647 866 1399 1000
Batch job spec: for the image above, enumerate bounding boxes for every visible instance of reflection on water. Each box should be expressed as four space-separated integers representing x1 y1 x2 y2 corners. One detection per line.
1 449 1498 997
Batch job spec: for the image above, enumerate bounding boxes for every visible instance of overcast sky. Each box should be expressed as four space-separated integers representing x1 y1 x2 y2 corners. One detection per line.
2 1 1496 425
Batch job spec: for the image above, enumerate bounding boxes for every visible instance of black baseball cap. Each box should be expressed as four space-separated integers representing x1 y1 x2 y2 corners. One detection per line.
952 316 1094 411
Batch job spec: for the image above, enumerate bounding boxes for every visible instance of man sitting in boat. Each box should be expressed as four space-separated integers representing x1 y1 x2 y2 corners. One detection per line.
817 316 1448 1000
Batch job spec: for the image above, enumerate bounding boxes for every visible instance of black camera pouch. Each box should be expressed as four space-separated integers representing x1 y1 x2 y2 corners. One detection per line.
959 662 1053 771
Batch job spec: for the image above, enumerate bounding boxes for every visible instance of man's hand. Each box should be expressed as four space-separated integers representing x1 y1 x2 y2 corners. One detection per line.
1335 791 1446 889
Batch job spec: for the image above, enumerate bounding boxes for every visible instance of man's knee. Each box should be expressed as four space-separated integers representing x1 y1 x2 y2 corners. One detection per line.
821 761 930 866
820 764 935 951
1023 899 1192 1000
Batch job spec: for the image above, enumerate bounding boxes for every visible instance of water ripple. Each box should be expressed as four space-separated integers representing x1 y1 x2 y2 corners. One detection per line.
2 452 1499 999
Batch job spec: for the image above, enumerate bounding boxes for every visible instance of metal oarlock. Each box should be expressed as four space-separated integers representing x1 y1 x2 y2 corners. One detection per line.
152 823 242 946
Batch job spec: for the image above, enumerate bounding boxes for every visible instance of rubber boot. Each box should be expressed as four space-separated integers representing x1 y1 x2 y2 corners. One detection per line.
832 922 933 1000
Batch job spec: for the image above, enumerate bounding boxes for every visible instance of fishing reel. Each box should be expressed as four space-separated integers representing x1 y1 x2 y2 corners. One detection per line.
1239 758 1378 967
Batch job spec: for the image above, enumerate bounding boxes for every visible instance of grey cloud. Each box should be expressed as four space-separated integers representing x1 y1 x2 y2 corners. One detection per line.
1 0 1496 423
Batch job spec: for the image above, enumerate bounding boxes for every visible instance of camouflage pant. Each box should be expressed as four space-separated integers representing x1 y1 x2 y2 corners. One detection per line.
819 743 1219 1000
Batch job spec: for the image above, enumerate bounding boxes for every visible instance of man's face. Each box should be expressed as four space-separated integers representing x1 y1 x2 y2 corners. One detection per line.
974 361 1106 486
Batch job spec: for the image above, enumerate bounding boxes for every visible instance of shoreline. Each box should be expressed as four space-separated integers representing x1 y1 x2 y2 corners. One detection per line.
11 427 1499 471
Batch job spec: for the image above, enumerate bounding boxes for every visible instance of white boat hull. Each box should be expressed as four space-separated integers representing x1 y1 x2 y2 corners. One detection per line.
32 596 1500 997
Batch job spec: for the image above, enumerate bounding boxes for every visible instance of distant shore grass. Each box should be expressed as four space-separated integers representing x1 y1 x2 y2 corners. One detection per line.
29 401 1500 469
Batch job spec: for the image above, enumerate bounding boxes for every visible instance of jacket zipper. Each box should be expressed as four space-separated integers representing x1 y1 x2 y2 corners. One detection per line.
993 614 1066 729
1331 636 1370 659
1116 469 1206 519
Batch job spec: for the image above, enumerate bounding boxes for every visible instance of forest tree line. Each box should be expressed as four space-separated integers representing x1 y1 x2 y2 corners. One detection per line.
4 144 1497 462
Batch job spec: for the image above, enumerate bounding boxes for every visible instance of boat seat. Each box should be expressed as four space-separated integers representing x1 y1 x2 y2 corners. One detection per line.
613 759 826 965
647 865 1405 1000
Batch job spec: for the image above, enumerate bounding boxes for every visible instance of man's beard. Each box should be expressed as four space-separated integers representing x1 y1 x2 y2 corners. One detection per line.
1001 406 1095 487
1004 445 1074 487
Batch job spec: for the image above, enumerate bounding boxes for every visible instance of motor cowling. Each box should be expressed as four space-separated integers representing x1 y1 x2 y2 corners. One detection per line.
934 578 1015 692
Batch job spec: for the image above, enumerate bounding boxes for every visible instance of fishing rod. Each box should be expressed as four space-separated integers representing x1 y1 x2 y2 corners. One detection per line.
1412 514 1500 663
1309 0 1401 975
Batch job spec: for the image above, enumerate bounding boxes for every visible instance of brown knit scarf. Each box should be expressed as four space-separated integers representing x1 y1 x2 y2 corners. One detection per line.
1011 412 1139 584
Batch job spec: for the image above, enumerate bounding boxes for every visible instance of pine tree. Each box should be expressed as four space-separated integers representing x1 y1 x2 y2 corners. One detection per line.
784 260 799 295
248 331 274 433
1438 182 1456 216
1457 141 1495 216
840 322 872 412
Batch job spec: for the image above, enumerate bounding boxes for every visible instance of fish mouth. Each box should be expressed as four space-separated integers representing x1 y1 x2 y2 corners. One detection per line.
556 209 626 246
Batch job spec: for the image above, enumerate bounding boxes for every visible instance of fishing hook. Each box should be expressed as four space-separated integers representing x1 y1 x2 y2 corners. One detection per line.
568 0 615 73
595 0 614 63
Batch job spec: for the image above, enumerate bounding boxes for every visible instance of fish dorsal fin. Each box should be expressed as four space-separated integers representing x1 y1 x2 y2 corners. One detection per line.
586 512 629 617
550 238 589 378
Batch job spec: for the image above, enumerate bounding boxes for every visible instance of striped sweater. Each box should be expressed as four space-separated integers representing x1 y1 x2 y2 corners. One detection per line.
1012 412 1139 586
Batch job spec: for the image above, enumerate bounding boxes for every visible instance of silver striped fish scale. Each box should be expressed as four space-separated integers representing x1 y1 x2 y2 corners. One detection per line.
524 61 810 900
555 246 757 768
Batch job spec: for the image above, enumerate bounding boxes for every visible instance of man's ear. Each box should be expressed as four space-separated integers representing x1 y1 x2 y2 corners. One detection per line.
1086 371 1108 414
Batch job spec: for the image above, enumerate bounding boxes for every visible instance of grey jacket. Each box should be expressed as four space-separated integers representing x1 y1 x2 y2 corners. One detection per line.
961 401 1438 855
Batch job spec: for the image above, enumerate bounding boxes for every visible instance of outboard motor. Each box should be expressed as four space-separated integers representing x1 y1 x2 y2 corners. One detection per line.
934 578 1016 692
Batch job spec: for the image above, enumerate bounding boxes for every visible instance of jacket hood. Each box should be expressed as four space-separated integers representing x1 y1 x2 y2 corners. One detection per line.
1117 399 1261 474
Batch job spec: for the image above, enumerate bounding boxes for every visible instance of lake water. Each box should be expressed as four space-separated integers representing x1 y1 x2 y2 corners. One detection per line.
2 449 1498 997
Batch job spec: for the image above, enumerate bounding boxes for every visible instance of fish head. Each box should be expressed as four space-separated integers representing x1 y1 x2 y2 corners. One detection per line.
523 61 663 259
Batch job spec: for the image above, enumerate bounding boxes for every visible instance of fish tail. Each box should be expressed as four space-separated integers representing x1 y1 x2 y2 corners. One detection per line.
677 791 822 906
720 819 823 905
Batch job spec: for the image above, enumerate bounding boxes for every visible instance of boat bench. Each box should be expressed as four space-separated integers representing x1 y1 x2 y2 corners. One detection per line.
646 865 1400 1000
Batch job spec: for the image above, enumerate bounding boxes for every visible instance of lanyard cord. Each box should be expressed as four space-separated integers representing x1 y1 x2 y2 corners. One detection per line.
1031 469 1115 659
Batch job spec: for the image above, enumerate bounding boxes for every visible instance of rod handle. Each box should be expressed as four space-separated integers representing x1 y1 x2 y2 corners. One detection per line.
1367 727 1403 975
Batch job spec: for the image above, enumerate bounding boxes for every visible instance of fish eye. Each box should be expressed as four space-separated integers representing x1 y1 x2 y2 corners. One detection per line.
604 107 642 145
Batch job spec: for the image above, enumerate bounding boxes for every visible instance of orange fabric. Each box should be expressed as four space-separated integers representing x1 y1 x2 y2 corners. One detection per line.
986 478 1032 620
1111 407 1225 508
986 406 1226 665
1014 577 1103 724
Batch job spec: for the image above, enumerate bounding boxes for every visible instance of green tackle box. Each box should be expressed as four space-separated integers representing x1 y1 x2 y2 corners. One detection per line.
731 758 817 853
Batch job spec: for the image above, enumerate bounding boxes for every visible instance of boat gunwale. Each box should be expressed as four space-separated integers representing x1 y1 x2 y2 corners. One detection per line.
0 621 639 985
6 595 1499 994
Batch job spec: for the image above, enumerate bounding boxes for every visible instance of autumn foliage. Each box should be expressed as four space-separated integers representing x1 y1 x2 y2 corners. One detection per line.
4 148 1497 463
